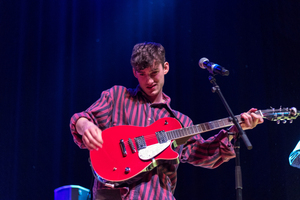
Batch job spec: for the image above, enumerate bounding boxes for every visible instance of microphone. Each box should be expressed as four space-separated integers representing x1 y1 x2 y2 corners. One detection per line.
198 57 229 76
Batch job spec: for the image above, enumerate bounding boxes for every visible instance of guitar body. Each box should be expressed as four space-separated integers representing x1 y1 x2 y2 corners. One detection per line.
90 117 182 186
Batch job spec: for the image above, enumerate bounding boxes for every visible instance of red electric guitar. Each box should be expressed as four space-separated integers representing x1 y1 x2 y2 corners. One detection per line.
90 107 299 187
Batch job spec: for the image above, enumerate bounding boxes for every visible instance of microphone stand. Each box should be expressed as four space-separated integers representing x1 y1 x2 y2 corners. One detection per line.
208 75 252 200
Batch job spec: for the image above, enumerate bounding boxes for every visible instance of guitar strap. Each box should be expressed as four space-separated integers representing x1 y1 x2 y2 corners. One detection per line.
162 104 184 128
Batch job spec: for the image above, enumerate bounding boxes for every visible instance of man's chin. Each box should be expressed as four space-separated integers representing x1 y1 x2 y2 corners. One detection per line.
147 92 156 97
146 91 158 98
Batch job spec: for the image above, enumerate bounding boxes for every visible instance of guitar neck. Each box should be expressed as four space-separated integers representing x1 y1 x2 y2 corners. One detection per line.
166 114 244 141
164 106 298 141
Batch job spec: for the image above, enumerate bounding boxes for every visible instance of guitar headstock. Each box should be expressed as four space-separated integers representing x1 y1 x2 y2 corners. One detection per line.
258 107 299 124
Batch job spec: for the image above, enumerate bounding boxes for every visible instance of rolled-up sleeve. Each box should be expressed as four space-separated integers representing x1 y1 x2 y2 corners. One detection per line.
70 89 114 148
180 129 236 169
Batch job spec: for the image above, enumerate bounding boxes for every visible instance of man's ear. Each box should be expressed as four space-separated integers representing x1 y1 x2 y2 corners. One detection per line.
132 68 137 78
163 62 169 75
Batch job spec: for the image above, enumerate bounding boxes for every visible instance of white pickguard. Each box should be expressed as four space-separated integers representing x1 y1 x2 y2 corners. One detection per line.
138 141 171 160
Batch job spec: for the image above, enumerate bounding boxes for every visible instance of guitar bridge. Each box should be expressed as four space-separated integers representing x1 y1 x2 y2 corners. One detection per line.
128 138 136 153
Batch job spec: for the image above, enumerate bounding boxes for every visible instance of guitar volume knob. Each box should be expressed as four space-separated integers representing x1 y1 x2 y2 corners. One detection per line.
125 167 131 174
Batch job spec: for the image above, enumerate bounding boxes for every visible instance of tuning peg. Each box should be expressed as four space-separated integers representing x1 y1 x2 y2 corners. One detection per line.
277 120 280 124
290 120 293 123
283 120 287 124
290 107 297 116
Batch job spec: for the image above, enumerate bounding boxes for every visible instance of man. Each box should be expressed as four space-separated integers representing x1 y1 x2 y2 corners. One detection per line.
70 42 264 200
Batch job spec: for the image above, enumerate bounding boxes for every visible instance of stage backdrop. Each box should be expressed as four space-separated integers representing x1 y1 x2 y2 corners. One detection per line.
1 0 300 199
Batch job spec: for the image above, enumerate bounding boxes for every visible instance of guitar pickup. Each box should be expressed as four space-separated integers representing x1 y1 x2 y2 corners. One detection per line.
135 136 146 150
156 130 168 143
119 139 127 157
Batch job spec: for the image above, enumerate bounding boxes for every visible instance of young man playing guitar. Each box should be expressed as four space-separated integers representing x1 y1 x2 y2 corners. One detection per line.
70 42 264 200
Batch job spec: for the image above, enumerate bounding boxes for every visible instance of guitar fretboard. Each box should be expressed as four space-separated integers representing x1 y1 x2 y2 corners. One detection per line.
166 115 243 140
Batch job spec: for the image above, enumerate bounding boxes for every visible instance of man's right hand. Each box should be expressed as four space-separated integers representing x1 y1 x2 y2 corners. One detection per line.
75 118 103 150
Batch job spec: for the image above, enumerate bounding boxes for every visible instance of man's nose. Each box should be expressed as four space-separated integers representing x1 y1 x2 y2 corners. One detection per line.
146 76 154 84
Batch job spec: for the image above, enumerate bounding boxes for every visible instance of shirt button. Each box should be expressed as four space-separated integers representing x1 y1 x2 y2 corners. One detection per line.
148 118 151 121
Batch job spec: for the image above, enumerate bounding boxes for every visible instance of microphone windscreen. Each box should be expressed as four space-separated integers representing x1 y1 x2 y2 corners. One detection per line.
199 57 209 69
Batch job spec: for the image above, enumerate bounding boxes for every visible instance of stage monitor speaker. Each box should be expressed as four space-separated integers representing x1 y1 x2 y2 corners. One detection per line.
54 185 91 200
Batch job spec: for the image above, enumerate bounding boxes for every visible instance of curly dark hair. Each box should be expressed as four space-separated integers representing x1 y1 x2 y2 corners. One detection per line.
130 42 166 71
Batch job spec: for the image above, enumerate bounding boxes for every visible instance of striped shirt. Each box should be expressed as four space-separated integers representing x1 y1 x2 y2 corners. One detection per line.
70 85 235 200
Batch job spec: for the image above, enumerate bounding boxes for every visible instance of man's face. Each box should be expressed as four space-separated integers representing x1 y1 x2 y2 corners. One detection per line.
133 62 169 103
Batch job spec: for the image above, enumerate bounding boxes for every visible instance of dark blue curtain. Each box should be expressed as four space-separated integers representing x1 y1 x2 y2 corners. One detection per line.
2 0 300 199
